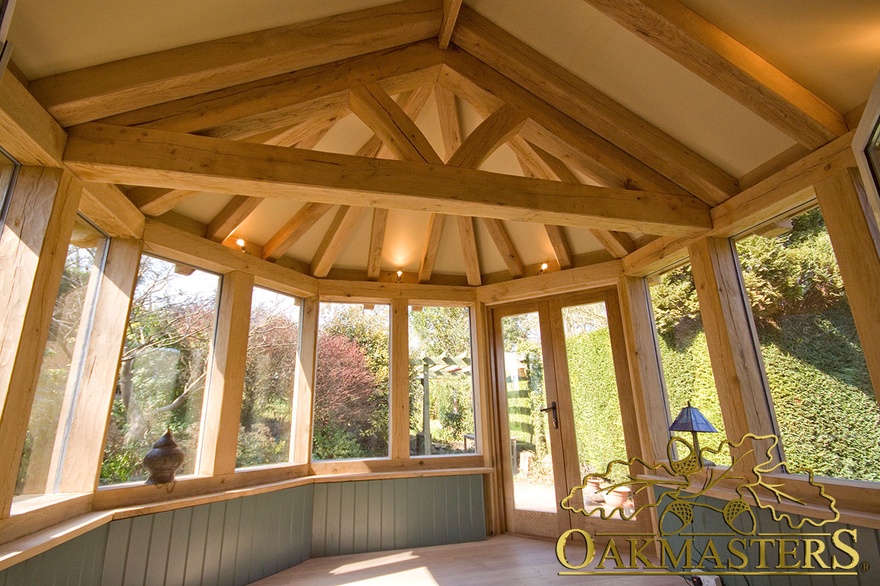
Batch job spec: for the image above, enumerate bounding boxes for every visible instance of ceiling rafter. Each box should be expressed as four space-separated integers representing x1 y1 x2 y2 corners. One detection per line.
542 225 573 270
438 0 464 50
367 209 389 281
419 213 447 283
65 123 713 236
583 0 847 150
452 6 737 204
263 202 335 262
207 196 264 243
456 216 481 286
441 50 692 197
30 0 444 126
481 218 524 278
311 205 365 278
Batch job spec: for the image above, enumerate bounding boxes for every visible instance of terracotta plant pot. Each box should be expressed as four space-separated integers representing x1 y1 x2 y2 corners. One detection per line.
604 486 631 508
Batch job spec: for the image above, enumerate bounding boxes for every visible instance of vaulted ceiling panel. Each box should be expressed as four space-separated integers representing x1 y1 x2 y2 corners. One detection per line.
466 0 798 177
174 192 236 225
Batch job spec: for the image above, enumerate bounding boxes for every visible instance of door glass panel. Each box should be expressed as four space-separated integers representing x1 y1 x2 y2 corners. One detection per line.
562 302 631 514
501 312 555 513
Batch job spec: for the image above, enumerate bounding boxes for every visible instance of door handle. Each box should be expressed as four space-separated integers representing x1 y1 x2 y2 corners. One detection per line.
540 401 558 429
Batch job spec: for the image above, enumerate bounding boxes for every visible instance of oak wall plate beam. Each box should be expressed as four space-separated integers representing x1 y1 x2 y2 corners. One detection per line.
452 6 737 204
79 182 145 239
29 0 444 126
0 68 66 166
64 123 713 236
624 131 857 277
583 0 846 150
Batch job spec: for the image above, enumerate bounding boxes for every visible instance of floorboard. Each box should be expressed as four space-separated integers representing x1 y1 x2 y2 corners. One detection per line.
248 534 685 585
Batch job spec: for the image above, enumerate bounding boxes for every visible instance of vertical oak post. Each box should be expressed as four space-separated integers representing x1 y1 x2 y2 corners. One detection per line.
688 237 778 467
291 296 319 464
52 238 143 493
198 271 254 476
0 167 82 516
815 168 880 400
390 298 410 460
616 276 671 463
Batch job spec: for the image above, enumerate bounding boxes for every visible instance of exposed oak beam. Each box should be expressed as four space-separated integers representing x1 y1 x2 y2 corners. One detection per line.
262 202 334 262
367 208 389 280
356 86 435 159
80 182 145 239
481 218 524 278
453 6 738 203
206 195 264 243
126 186 200 217
349 83 443 164
447 104 526 169
100 41 443 137
438 0 464 49
30 0 443 126
311 206 365 277
457 216 481 286
64 124 712 236
582 0 846 150
542 225 573 269
418 213 447 283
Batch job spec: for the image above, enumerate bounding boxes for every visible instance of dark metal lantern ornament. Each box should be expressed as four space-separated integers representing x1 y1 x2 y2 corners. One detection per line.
143 428 185 485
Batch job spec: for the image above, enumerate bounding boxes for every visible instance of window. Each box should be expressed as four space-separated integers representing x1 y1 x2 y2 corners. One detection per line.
648 263 729 462
100 255 220 485
237 287 301 468
14 216 107 501
312 303 390 460
408 306 476 456
0 147 18 231
734 207 880 482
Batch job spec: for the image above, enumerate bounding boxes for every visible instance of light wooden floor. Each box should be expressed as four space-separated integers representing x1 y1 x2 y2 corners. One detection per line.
249 534 685 585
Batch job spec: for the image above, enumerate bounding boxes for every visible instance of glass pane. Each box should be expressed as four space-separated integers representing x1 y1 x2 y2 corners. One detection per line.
100 256 220 485
408 306 476 456
237 287 300 468
649 263 729 464
501 312 555 513
735 207 880 482
0 148 17 231
312 303 390 460
561 303 629 488
15 217 107 500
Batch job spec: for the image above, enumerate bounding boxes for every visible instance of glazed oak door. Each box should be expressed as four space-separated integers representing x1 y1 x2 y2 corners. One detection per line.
492 291 648 539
